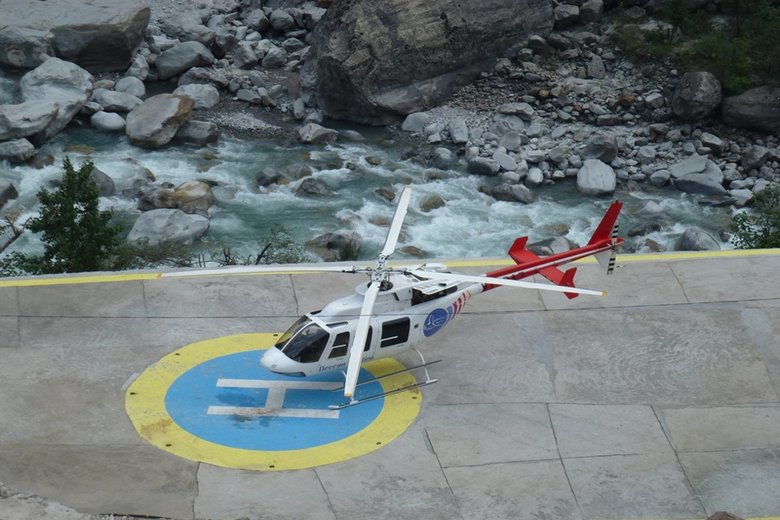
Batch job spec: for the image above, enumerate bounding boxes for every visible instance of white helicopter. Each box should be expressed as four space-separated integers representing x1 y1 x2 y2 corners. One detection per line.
165 187 624 408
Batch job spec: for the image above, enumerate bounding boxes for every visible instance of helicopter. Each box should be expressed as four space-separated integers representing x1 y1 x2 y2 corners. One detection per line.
164 187 624 408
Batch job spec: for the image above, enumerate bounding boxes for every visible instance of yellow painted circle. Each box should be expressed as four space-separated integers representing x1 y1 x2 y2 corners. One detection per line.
125 333 421 471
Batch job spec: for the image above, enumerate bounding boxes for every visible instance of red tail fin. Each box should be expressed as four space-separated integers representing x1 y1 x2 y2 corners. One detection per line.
588 201 623 246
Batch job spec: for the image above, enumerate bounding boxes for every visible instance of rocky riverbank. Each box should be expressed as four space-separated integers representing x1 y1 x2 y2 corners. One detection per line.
1 0 779 257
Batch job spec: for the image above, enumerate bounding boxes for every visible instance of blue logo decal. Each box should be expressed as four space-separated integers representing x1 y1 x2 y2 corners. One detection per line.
423 308 450 337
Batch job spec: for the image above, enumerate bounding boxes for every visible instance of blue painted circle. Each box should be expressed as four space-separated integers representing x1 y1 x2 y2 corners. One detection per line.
423 308 450 337
165 350 384 451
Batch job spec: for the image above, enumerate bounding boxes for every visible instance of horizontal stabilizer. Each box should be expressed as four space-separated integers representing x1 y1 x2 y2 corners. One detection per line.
508 236 531 264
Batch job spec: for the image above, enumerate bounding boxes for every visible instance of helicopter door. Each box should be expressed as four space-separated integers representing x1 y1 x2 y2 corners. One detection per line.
380 317 410 348
327 331 350 360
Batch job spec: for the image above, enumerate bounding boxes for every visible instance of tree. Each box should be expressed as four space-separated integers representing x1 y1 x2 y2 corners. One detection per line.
21 157 123 274
732 185 780 249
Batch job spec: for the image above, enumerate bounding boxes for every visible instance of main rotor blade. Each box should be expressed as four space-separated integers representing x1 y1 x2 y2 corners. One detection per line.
344 282 380 398
380 186 412 258
409 269 605 296
161 264 364 278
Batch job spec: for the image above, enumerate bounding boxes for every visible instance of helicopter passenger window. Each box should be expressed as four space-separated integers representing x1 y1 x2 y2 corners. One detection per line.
329 332 350 359
279 323 329 363
380 318 410 348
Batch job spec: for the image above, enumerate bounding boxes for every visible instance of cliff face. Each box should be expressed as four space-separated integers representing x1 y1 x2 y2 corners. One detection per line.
312 0 554 125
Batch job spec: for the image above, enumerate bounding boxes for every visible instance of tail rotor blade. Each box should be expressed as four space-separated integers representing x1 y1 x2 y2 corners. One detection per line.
344 282 380 398
380 187 412 259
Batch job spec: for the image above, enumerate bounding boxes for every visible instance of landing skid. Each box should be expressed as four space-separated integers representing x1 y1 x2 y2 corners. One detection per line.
328 349 439 410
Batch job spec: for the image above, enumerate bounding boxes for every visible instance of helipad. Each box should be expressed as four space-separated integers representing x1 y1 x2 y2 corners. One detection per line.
125 333 421 470
1 251 780 520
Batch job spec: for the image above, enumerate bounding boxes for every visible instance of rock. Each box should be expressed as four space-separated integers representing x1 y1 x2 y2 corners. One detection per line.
577 159 616 196
137 185 176 211
159 12 215 46
497 102 534 120
636 200 667 220
493 150 518 171
433 147 458 169
580 0 604 23
244 9 271 33
0 179 20 206
296 123 338 144
0 139 35 164
722 86 780 133
700 132 722 153
525 167 544 187
499 132 527 152
126 54 149 80
173 84 220 109
261 46 288 69
637 145 656 164
420 194 445 212
489 114 526 136
671 71 722 121
126 94 194 149
468 157 501 176
127 208 209 245
401 112 431 133
669 154 707 178
174 120 219 145
0 101 59 141
529 236 578 255
554 4 580 29
172 180 214 213
232 42 259 69
19 57 93 144
1 0 150 72
90 111 125 132
155 41 215 80
677 227 720 251
313 0 554 124
706 512 744 520
0 27 53 69
674 173 728 196
91 88 142 112
270 9 296 31
306 230 362 261
492 183 534 204
741 145 770 172
89 166 115 197
115 76 145 98
582 134 617 163
256 169 287 187
587 54 606 79
448 118 469 144
297 177 331 195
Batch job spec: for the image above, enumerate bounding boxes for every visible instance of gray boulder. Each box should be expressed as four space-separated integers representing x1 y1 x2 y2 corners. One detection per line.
127 208 209 245
115 76 146 98
159 12 215 46
448 118 469 144
296 123 338 145
270 10 296 31
722 86 780 133
174 120 219 145
677 227 720 251
401 112 431 133
671 71 722 121
126 94 194 149
297 177 331 195
0 139 35 164
90 167 115 197
155 41 215 80
468 157 501 176
20 57 93 143
312 0 554 124
90 111 126 132
673 174 727 196
741 145 770 172
91 88 142 112
0 27 53 69
580 0 604 23
126 54 149 80
0 100 59 141
554 4 580 29
232 42 259 69
171 180 214 214
173 84 220 109
261 46 288 69
669 154 707 178
582 133 618 163
243 9 271 33
577 159 616 196
1 0 150 72
492 183 534 204
0 179 20 207
306 230 362 261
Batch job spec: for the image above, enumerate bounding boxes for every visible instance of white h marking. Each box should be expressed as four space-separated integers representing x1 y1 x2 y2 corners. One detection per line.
207 378 342 419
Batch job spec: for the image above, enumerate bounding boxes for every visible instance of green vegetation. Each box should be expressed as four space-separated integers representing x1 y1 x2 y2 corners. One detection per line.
611 0 780 93
732 186 780 249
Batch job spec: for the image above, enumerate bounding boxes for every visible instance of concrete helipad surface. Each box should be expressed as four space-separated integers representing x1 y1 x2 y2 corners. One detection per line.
1 251 780 520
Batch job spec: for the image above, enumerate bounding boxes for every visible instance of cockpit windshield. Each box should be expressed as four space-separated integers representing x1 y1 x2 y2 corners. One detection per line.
275 316 330 363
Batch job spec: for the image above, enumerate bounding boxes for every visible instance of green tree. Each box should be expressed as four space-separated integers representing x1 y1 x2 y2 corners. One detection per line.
23 157 122 274
732 186 780 249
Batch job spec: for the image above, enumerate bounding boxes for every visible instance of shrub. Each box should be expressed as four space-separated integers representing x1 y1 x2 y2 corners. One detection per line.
732 185 780 249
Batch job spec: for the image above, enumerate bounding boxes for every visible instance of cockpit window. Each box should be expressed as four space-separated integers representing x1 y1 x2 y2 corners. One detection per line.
277 320 330 363
275 315 310 350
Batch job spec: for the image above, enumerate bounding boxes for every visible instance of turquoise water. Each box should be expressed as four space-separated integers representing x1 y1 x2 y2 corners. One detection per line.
0 125 735 263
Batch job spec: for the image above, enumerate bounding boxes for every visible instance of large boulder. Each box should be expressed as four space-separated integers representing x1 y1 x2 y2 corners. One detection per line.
127 208 209 245
0 101 60 141
722 86 780 134
677 227 720 251
0 138 36 164
173 84 220 109
171 180 214 214
577 159 616 196
1 0 150 72
155 42 215 80
671 71 722 121
90 111 125 132
91 88 142 112
0 179 20 207
126 94 194 149
296 123 339 144
0 27 53 69
312 0 554 124
20 57 93 144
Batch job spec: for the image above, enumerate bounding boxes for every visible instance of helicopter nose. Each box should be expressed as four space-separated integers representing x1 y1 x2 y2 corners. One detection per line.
261 347 291 373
